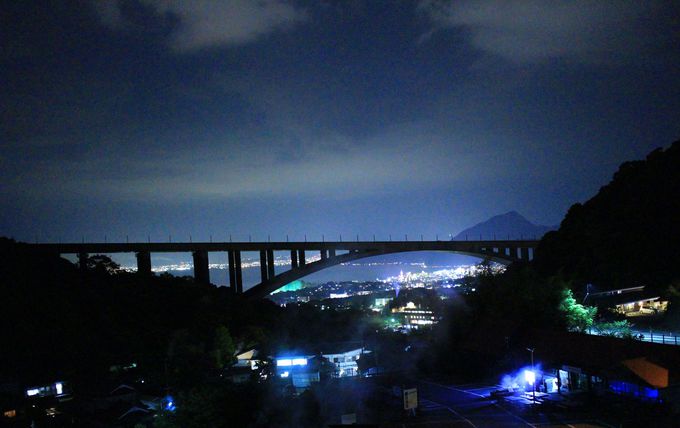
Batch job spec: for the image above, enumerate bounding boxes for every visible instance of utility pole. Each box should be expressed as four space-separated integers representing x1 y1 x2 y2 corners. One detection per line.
527 347 536 403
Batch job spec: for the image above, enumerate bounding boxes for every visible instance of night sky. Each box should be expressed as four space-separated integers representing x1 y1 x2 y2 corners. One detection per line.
2 1 679 244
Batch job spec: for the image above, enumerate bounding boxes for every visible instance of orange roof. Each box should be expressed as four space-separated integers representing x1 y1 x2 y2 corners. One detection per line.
621 357 669 388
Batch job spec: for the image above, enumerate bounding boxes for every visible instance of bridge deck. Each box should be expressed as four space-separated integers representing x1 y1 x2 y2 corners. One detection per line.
25 240 538 298
27 240 539 254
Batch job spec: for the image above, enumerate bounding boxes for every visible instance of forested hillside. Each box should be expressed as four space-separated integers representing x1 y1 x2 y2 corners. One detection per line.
534 141 680 291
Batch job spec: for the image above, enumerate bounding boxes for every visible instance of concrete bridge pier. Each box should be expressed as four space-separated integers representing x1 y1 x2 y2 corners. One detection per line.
192 250 210 284
520 247 530 261
78 252 89 272
136 251 152 276
228 251 236 293
298 250 306 266
227 250 243 294
258 250 276 282
260 250 268 282
235 251 243 293
290 250 298 269
228 250 243 293
266 249 275 279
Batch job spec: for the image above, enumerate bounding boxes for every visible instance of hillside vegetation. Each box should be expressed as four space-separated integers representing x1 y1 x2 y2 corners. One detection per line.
534 141 680 291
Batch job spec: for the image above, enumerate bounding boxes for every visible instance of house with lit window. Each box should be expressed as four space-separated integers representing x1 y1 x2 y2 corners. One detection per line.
24 381 68 399
586 286 668 317
274 354 319 390
224 348 261 383
319 343 371 378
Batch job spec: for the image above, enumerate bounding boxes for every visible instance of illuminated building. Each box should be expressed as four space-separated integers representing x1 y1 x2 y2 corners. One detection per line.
25 381 68 399
391 301 439 327
320 345 370 378
274 355 319 389
587 286 668 317
373 297 392 309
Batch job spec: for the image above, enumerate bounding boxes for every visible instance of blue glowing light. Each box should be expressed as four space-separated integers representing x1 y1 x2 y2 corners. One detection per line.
276 357 307 367
164 395 176 412
609 381 660 401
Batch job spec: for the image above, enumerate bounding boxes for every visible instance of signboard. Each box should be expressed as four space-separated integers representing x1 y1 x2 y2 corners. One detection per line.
403 388 418 410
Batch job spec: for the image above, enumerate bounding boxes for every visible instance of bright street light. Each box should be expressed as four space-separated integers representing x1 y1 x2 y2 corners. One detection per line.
527 347 536 403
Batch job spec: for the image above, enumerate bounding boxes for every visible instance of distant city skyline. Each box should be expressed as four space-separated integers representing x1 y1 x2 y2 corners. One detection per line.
2 1 679 243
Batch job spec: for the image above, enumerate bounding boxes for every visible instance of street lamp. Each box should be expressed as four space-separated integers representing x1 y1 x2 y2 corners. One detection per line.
526 347 536 403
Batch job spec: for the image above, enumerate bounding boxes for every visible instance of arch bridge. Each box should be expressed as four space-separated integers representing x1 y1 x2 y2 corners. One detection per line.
29 240 538 299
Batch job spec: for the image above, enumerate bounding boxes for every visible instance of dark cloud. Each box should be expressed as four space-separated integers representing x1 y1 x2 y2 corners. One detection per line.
419 0 679 63
93 0 307 52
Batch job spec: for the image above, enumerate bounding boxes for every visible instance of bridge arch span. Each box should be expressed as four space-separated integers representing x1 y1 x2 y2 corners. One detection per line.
28 240 537 299
243 246 527 299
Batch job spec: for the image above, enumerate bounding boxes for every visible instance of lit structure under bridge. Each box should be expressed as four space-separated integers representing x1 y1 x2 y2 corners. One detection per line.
28 240 538 299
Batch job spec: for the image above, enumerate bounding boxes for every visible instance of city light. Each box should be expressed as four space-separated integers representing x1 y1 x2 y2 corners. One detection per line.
524 370 535 386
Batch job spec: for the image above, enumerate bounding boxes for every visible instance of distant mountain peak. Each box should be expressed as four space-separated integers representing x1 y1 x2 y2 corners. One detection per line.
454 211 556 240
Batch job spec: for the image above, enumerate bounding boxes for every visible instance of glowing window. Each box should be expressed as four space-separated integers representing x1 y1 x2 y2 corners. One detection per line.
277 357 307 367
55 382 63 395
26 389 39 397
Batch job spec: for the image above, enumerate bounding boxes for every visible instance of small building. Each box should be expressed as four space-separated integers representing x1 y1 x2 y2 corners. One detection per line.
320 344 370 378
587 286 668 317
274 354 320 391
235 348 261 370
25 380 69 400
372 297 393 311
392 301 440 327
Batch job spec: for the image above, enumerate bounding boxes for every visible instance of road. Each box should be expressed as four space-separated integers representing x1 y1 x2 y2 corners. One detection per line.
416 380 534 427
412 380 613 427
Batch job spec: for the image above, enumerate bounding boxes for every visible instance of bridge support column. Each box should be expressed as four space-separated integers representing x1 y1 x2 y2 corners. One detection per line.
329 249 336 258
78 252 88 273
320 249 327 260
136 251 152 276
192 250 210 284
260 250 268 282
290 250 298 269
298 250 306 267
235 251 243 293
267 249 275 279
520 247 530 261
228 251 236 293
